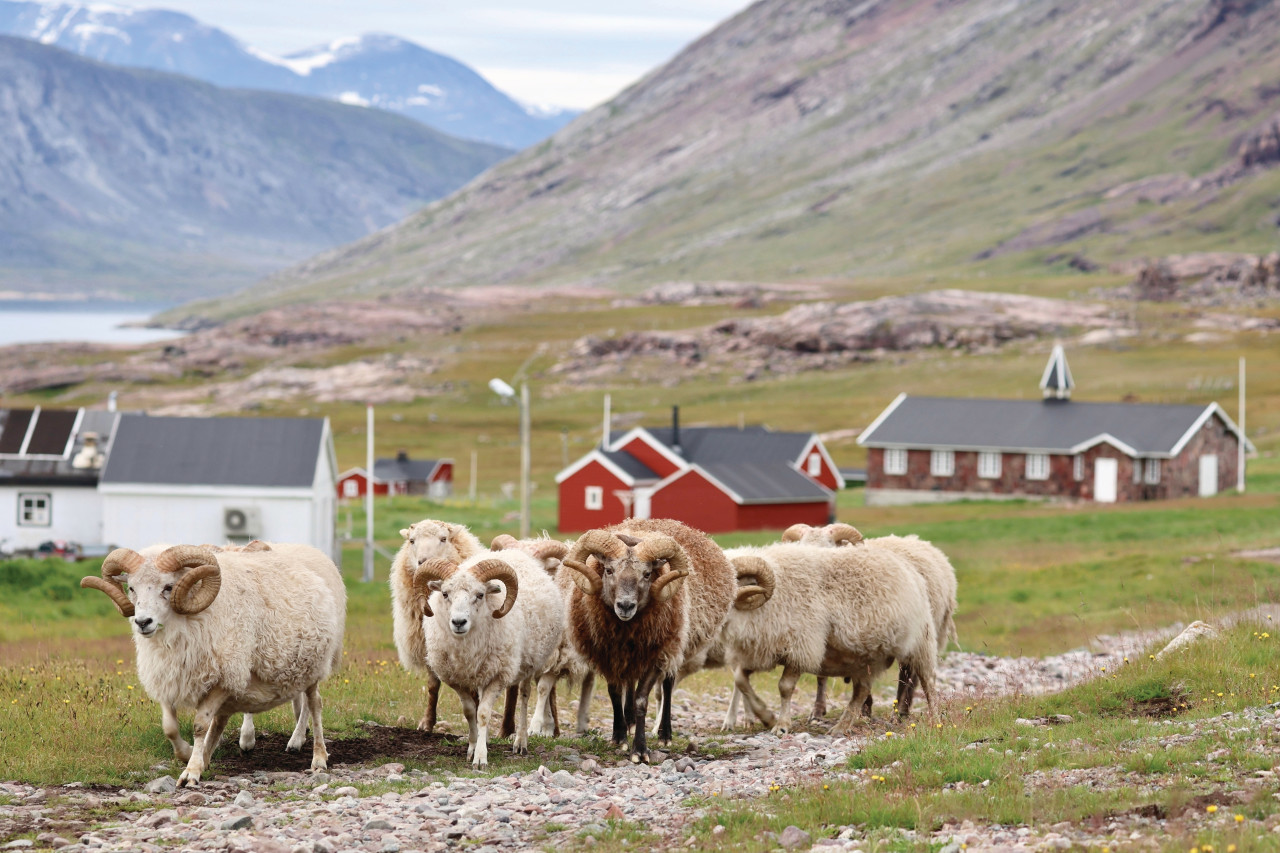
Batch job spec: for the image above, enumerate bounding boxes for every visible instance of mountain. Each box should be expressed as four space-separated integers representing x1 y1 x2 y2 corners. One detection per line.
199 0 1280 320
0 1 576 148
0 35 511 302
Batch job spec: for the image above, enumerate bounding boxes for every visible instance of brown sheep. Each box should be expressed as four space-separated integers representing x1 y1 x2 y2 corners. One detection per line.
563 518 736 763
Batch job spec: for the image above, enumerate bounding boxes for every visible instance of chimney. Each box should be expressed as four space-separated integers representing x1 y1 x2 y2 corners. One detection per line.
602 393 611 449
107 391 118 413
671 405 682 455
396 450 409 463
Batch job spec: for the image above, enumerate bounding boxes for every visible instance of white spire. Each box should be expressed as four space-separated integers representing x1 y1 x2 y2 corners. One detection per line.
1039 344 1074 400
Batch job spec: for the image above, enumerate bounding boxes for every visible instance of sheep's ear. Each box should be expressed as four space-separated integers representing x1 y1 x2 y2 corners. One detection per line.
545 558 562 572
427 580 443 592
399 528 411 539
486 581 504 596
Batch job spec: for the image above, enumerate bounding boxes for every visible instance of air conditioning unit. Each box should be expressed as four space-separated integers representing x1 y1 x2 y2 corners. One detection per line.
223 506 262 539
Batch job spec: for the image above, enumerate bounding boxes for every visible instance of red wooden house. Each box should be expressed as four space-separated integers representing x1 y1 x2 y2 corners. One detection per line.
556 412 841 533
857 346 1253 505
337 451 453 500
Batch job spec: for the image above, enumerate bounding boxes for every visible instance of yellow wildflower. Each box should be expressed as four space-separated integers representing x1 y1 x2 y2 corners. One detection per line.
1206 804 1218 813
1234 814 1244 823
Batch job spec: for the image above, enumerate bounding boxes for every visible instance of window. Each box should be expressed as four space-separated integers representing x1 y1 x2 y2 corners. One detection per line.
1133 459 1143 484
1073 455 1084 481
584 486 603 510
883 448 908 476
1144 458 1161 485
977 452 1002 479
18 493 51 526
807 452 822 477
342 479 359 498
1025 453 1049 481
930 450 954 477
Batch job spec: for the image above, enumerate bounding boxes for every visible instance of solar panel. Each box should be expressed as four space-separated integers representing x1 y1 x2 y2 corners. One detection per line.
0 410 33 454
26 409 79 456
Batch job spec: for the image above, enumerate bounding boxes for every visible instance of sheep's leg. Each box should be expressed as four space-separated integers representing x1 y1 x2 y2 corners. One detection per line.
721 686 742 731
238 714 256 752
530 671 559 737
656 675 675 743
650 685 663 737
178 686 230 787
419 669 441 732
831 680 871 737
623 684 637 736
549 683 561 737
304 683 328 772
499 684 519 740
607 682 627 745
629 668 663 764
458 688 479 763
513 678 533 756
733 668 777 729
773 665 802 735
471 682 501 769
287 692 311 753
896 662 917 718
576 671 595 735
161 702 193 762
810 677 828 721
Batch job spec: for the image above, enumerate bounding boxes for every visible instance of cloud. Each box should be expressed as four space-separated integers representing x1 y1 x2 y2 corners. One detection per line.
476 65 648 111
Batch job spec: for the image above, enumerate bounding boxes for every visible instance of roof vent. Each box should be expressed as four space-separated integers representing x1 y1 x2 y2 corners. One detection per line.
1039 344 1074 401
72 432 104 470
396 450 409 463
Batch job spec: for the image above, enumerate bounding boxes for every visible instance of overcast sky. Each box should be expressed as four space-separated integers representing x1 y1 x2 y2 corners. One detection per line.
111 1 749 110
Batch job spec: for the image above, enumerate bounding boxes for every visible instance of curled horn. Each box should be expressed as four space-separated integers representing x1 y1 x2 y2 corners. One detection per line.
490 534 521 551
411 559 458 618
156 545 222 615
633 534 690 604
782 523 813 543
470 559 519 619
81 548 145 617
563 530 625 596
826 524 863 547
730 555 775 612
528 540 568 562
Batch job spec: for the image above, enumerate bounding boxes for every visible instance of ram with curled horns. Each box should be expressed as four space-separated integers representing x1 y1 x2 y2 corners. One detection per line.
562 518 736 764
80 542 345 786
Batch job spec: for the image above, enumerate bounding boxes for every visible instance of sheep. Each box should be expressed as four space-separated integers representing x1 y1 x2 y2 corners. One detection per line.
784 522 958 716
719 540 937 735
80 542 345 786
412 548 564 769
389 519 484 731
490 534 596 737
561 518 737 763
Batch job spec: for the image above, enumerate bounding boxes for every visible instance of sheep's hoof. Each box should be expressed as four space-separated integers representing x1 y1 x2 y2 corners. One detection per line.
809 707 827 721
310 756 328 772
513 743 529 756
176 770 200 788
630 751 649 764
285 741 303 754
771 725 790 736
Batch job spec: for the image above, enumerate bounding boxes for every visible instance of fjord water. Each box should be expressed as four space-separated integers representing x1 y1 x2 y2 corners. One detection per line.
0 302 187 346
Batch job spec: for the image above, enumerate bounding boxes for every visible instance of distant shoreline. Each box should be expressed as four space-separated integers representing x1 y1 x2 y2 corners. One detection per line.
0 299 178 315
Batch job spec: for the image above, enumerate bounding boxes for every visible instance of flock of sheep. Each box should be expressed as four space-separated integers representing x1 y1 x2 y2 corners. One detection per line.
78 518 957 784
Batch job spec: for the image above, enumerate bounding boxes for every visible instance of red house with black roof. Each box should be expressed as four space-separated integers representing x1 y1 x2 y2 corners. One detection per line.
555 410 841 533
857 347 1253 505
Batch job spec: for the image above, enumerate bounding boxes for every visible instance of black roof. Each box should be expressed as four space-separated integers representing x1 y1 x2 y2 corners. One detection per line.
699 461 832 503
859 396 1217 455
0 408 117 486
600 449 659 481
645 426 810 465
101 415 326 487
373 455 444 482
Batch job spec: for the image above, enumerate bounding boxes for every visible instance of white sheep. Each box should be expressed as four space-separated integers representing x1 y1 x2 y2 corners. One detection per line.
784 522 958 716
80 542 345 786
720 541 937 735
413 549 564 768
389 519 484 731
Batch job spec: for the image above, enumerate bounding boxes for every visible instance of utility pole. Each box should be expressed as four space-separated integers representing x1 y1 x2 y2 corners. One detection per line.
469 450 478 504
520 382 531 539
1239 356 1246 493
363 403 375 582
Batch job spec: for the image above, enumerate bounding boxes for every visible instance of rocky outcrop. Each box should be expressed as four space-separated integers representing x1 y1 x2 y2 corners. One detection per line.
1124 252 1280 305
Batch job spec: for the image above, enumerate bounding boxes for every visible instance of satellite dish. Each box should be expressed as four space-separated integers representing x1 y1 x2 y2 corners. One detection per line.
489 378 516 398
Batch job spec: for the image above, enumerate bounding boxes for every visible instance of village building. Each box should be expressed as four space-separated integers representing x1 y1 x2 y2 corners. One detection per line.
556 409 841 533
336 451 453 500
0 408 337 557
857 346 1253 505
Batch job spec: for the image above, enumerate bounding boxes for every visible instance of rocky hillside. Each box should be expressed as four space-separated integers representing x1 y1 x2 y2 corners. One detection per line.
204 0 1280 321
0 2 576 148
0 36 511 302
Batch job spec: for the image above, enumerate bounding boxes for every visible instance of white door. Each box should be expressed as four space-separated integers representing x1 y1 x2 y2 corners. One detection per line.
1094 458 1117 503
1199 455 1218 497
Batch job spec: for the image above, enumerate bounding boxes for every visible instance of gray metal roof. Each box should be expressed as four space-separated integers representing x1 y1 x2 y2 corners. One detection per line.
373 455 444 482
700 461 832 503
601 449 659 481
101 415 325 488
645 426 810 465
0 408 118 486
859 396 1215 455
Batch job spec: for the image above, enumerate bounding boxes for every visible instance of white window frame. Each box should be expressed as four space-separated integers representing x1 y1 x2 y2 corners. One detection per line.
1133 458 1143 484
806 452 823 477
1025 453 1049 481
18 492 51 527
977 452 1002 479
584 486 604 510
883 448 908 476
342 479 359 498
930 450 954 477
1143 458 1161 485
1073 454 1084 481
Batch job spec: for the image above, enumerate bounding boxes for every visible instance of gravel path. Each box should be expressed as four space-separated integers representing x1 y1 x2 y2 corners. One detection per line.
3 621 1270 853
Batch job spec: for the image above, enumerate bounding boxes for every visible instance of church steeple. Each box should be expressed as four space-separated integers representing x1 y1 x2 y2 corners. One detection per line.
1040 344 1074 400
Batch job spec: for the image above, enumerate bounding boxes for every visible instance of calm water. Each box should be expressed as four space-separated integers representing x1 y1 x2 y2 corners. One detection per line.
0 302 188 346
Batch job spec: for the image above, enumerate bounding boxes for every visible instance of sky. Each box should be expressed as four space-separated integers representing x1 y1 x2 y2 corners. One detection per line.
108 1 749 110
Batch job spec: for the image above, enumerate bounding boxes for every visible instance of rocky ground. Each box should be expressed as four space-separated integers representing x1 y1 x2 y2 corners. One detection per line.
8 620 1274 853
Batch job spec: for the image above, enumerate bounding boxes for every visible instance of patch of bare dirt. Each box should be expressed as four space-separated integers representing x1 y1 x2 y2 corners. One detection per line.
207 728 471 775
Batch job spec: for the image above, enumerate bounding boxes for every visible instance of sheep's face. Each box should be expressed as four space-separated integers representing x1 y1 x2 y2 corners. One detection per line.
427 573 504 637
124 565 181 639
401 521 464 569
593 549 667 622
